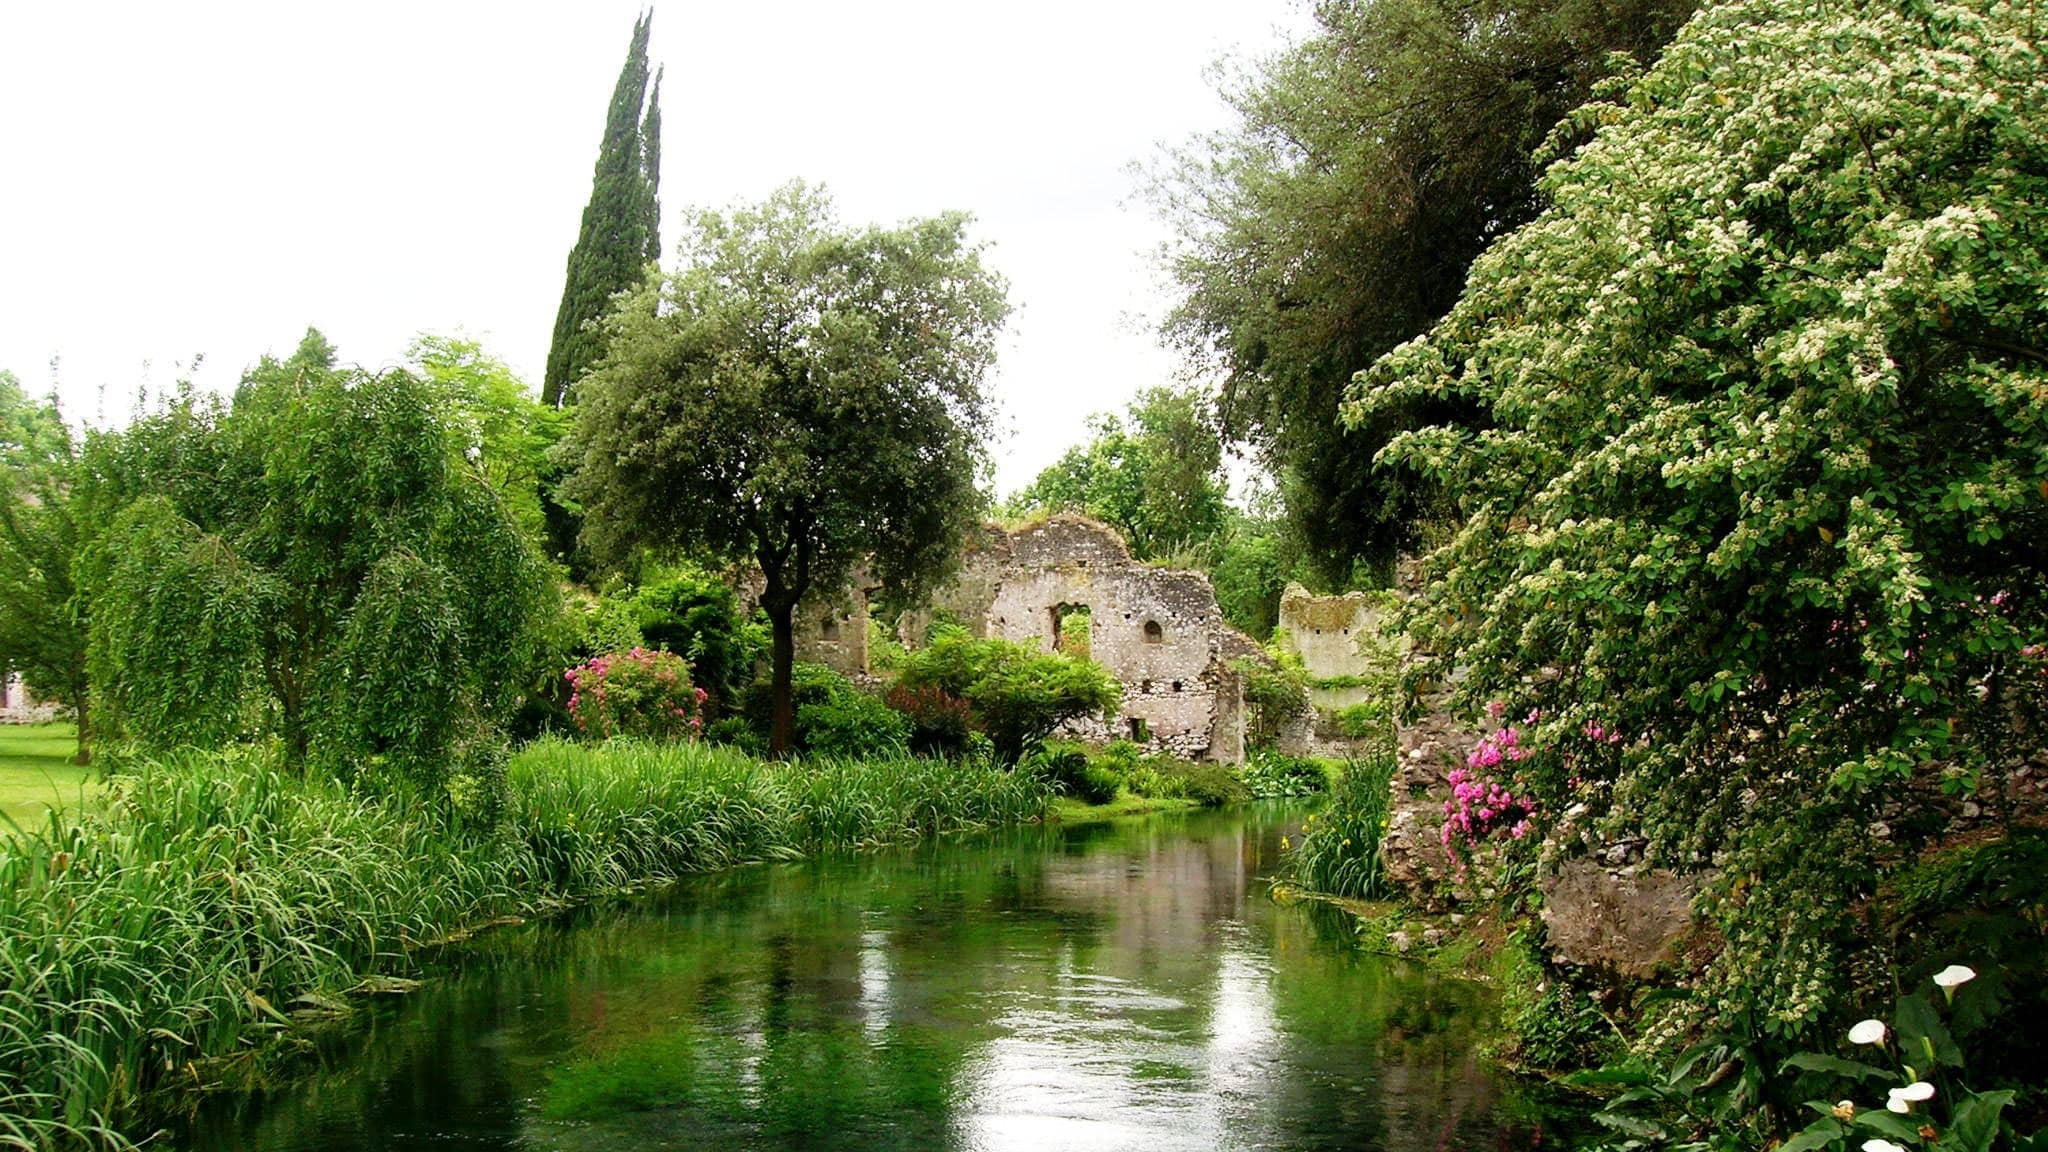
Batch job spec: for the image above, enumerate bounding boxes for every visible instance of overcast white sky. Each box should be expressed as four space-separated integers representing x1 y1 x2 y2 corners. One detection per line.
0 2 1307 495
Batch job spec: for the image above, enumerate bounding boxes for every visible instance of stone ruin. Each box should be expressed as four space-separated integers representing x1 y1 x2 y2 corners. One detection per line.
2 672 57 724
884 515 1269 762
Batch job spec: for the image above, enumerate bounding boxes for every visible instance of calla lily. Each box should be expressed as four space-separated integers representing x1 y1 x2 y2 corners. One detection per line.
1933 964 1976 989
1895 1081 1935 1102
1848 1018 1888 1045
1863 1140 1908 1152
1887 1094 1912 1114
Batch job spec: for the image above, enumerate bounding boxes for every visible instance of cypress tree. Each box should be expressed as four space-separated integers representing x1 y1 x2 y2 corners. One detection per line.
640 67 663 264
542 13 661 409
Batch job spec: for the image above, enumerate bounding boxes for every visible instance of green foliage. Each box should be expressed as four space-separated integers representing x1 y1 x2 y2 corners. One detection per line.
628 566 766 714
564 182 1008 754
1350 0 2048 1048
1238 748 1329 799
1153 0 1697 582
542 12 661 409
1028 745 1122 805
884 683 974 758
0 371 90 758
1235 648 1310 748
1207 500 1322 638
83 331 556 800
1073 740 1249 808
1004 386 1228 562
565 647 705 742
894 626 1120 762
1286 753 1393 899
1500 932 1616 1072
1888 832 2048 1088
740 663 907 760
1588 966 2042 1151
0 738 1050 1149
407 334 566 542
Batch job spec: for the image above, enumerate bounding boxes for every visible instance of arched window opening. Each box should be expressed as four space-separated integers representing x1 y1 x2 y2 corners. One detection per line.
1142 620 1164 645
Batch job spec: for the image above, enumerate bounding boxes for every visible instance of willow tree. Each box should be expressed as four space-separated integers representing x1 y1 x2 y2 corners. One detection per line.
1351 0 2047 1049
565 183 1009 755
0 372 90 760
88 332 556 800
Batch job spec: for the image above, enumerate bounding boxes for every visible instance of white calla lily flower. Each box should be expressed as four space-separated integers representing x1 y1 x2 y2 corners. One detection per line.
1933 964 1976 988
1896 1080 1935 1102
1863 1140 1908 1152
1848 1018 1887 1045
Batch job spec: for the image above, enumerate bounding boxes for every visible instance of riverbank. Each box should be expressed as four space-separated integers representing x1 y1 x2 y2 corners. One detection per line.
0 738 1052 1151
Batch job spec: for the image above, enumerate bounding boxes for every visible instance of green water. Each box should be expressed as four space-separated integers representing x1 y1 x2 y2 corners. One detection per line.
175 804 1573 1151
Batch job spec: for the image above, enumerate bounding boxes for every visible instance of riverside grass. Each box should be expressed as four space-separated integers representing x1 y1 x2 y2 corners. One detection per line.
1287 752 1397 901
0 738 1050 1151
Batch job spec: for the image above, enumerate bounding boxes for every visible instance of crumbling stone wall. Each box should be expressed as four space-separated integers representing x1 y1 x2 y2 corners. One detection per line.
910 515 1262 762
1277 583 1382 711
1 673 56 724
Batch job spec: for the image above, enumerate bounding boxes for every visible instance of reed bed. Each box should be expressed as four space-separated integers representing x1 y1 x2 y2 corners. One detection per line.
1287 751 1397 901
0 739 1049 1150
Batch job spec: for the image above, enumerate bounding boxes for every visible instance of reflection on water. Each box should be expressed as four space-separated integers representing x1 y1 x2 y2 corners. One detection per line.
175 805 1572 1151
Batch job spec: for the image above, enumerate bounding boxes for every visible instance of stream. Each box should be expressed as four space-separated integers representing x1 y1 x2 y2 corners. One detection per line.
175 803 1573 1151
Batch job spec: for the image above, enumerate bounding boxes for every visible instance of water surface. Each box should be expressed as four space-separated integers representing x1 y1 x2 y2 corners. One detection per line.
177 804 1567 1151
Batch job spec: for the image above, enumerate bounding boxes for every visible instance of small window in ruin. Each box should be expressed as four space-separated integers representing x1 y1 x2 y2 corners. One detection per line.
819 615 841 641
1142 620 1164 645
1171 680 1182 694
1140 679 1152 694
1052 603 1092 660
1127 717 1150 742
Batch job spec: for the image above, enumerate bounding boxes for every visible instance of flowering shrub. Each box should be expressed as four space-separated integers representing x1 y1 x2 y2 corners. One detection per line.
885 683 974 757
565 648 706 742
1440 725 1537 857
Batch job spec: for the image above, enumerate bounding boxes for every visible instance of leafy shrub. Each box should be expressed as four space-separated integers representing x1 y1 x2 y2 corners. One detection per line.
1287 752 1394 899
1349 0 2048 1053
798 688 909 759
566 647 706 742
894 625 1120 761
1235 651 1311 747
1239 748 1330 798
703 715 765 757
630 567 766 716
885 683 974 757
1029 744 1121 804
740 663 906 759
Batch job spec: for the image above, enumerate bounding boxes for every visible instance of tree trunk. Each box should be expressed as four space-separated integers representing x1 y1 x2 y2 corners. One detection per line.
767 599 796 758
69 690 90 767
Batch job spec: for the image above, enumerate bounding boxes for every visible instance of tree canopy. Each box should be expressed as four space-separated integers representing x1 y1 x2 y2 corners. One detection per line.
1154 0 1697 584
88 331 557 798
564 183 1010 754
1350 0 2047 1039
1005 385 1228 562
0 371 90 759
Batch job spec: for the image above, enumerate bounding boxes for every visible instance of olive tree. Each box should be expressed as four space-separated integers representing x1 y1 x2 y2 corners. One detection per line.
1351 0 2047 1040
565 183 1009 755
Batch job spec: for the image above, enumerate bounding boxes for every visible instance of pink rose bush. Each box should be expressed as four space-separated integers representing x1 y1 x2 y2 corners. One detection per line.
565 647 707 742
1441 722 1539 858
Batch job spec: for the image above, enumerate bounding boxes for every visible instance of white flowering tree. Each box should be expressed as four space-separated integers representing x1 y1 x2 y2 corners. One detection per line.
1350 0 2046 1042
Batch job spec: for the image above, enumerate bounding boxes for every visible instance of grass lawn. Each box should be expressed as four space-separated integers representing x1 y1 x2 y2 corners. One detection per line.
0 722 94 827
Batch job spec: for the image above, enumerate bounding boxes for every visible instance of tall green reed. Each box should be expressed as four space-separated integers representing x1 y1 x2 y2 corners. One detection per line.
1287 752 1397 901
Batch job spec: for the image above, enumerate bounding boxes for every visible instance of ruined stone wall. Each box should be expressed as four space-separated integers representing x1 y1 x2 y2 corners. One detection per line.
1 673 57 723
912 515 1264 762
